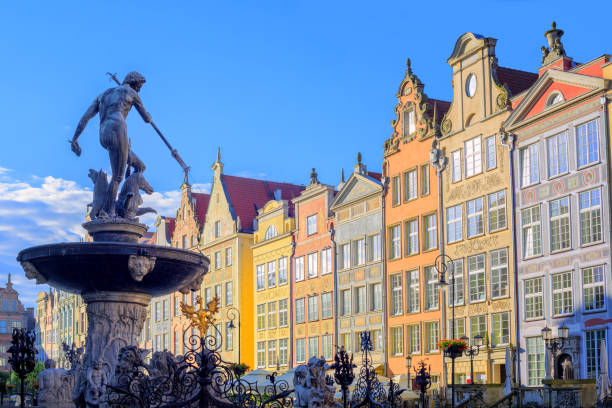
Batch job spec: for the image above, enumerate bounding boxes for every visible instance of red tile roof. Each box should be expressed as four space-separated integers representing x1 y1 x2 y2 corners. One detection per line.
222 175 305 232
166 217 176 241
429 98 451 117
496 67 538 96
192 192 210 227
367 171 382 181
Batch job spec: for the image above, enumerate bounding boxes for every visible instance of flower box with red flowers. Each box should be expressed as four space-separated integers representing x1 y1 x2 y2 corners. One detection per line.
438 339 468 359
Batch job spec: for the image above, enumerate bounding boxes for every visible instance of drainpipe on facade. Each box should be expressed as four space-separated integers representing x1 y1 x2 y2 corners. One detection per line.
329 221 338 355
380 169 389 377
500 129 521 387
289 237 296 369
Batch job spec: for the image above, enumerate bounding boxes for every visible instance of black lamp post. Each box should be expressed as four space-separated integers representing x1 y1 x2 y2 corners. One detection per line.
414 359 432 408
435 254 456 407
226 307 241 368
461 335 483 384
541 325 569 379
405 354 412 390
7 329 36 408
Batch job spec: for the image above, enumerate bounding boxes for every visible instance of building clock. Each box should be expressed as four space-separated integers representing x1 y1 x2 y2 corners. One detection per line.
465 73 477 97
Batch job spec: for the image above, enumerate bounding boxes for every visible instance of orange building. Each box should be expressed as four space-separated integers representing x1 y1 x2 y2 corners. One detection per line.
382 59 449 386
291 170 336 366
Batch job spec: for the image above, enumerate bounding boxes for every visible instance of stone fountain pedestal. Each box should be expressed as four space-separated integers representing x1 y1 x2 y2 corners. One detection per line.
18 219 208 407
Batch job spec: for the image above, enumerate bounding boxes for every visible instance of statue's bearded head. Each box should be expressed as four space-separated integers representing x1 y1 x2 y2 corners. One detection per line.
123 71 146 92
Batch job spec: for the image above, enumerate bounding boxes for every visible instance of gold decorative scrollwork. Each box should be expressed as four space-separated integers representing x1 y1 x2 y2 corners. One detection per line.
181 296 219 335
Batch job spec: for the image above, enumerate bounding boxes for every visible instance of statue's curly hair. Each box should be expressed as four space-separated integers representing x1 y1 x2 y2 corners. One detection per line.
122 71 146 86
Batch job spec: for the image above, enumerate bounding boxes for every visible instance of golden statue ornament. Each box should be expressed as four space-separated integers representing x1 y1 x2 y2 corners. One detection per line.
181 296 220 335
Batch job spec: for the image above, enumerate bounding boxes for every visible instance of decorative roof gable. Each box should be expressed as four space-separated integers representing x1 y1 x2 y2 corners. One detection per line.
331 173 381 210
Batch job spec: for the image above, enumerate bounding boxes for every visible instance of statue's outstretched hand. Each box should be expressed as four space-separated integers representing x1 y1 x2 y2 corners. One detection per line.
70 140 82 156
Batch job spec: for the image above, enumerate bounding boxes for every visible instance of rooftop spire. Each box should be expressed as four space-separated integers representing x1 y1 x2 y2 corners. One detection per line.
212 146 224 175
309 168 319 186
341 168 345 183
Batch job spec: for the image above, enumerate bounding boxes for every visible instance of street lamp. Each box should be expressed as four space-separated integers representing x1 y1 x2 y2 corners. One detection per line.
461 335 483 385
541 325 569 379
435 254 456 407
414 359 432 408
405 355 412 390
227 307 241 365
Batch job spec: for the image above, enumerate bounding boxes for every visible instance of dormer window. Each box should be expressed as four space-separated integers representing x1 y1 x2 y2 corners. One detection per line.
546 92 564 106
265 225 278 240
402 108 416 138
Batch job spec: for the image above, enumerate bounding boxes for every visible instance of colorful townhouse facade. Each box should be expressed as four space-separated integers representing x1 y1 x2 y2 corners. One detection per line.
252 195 301 370
291 171 336 366
382 59 449 385
330 155 385 369
503 24 612 385
1 275 34 370
438 32 537 385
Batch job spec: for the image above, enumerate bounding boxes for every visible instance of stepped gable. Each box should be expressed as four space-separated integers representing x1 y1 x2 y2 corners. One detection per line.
222 174 304 232
496 66 538 96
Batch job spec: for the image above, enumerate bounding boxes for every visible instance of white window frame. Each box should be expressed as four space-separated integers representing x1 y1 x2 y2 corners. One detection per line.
407 269 420 313
295 256 305 281
488 190 506 232
582 266 605 312
490 248 508 299
449 259 464 306
522 205 542 258
355 238 366 266
320 248 332 275
267 261 276 288
390 274 403 316
307 295 318 322
579 188 602 245
468 254 485 303
451 150 462 182
390 225 401 259
278 257 288 285
576 119 599 168
425 321 439 352
279 298 289 327
466 197 484 238
307 252 318 278
321 292 333 319
491 312 510 345
520 143 540 187
552 271 573 316
464 136 482 177
524 277 543 320
404 169 418 201
423 214 437 251
295 298 305 324
306 214 317 236
550 197 570 252
267 301 277 329
256 264 265 290
446 205 463 243
424 266 439 311
485 135 496 170
546 132 568 178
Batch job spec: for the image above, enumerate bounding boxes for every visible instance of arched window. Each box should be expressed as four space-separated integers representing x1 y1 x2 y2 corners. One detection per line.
546 92 564 106
265 225 278 240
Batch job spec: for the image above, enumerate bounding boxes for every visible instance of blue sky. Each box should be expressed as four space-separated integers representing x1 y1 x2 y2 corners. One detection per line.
1 0 611 306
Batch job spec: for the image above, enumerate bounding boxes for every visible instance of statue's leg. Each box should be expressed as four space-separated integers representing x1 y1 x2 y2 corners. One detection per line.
101 120 129 215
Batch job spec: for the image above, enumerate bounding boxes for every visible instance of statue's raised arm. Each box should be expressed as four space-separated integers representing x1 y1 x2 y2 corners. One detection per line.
70 96 101 157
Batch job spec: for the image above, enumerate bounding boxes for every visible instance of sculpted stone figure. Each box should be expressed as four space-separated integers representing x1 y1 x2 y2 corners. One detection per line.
128 255 157 282
148 350 178 378
294 357 338 408
71 71 152 216
38 359 72 407
293 365 310 408
115 171 157 220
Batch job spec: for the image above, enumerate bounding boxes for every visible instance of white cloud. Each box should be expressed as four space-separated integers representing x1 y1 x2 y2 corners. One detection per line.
0 171 182 307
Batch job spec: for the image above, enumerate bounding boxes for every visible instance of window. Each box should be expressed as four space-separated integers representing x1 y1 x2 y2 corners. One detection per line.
425 321 439 352
390 274 403 316
295 298 305 324
320 249 331 275
407 269 420 313
215 284 221 301
278 298 288 327
308 337 319 359
449 259 464 306
296 338 305 363
341 289 351 315
368 234 381 262
488 191 506 232
550 197 570 251
546 133 568 177
524 277 543 320
340 243 350 269
449 317 466 339
425 266 439 310
355 286 367 314
403 169 417 201
215 252 221 269
451 150 462 182
278 256 287 286
204 287 212 304
577 120 599 167
256 264 265 290
520 143 540 186
265 225 278 240
371 283 382 311
279 338 288 366
257 304 266 330
163 300 169 320
586 330 607 379
174 330 181 354
391 327 403 356
468 254 485 302
423 214 437 251
182 235 187 249
214 221 221 238
321 292 333 319
340 333 351 352
527 337 545 386
402 109 416 137
490 248 508 299
464 136 482 177
295 256 305 281
322 334 333 360
306 214 317 236
385 227 402 261
583 266 605 312
262 262 275 289
174 296 179 317
421 164 430 196
580 189 602 245
155 302 161 322
470 315 486 339
225 247 232 266
552 271 573 316
307 296 318 322
268 302 277 329
485 135 496 170
354 239 365 266
306 252 318 278
467 198 484 237
492 312 510 345
225 282 233 306
268 340 277 368
392 176 401 206
225 323 233 350
408 324 420 354
405 219 419 255
447 205 463 243
257 341 266 368
522 206 542 258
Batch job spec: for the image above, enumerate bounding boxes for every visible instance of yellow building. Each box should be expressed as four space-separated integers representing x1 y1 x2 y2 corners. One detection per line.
439 33 537 384
252 198 297 371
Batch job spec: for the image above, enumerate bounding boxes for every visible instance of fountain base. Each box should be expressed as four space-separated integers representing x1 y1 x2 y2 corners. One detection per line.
83 218 148 243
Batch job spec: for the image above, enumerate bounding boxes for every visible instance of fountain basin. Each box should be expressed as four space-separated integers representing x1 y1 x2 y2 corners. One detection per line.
17 242 208 297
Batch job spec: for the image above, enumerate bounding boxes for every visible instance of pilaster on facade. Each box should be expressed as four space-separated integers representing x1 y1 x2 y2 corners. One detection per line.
383 58 449 386
439 32 537 386
330 155 385 370
291 175 336 367
504 30 612 385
